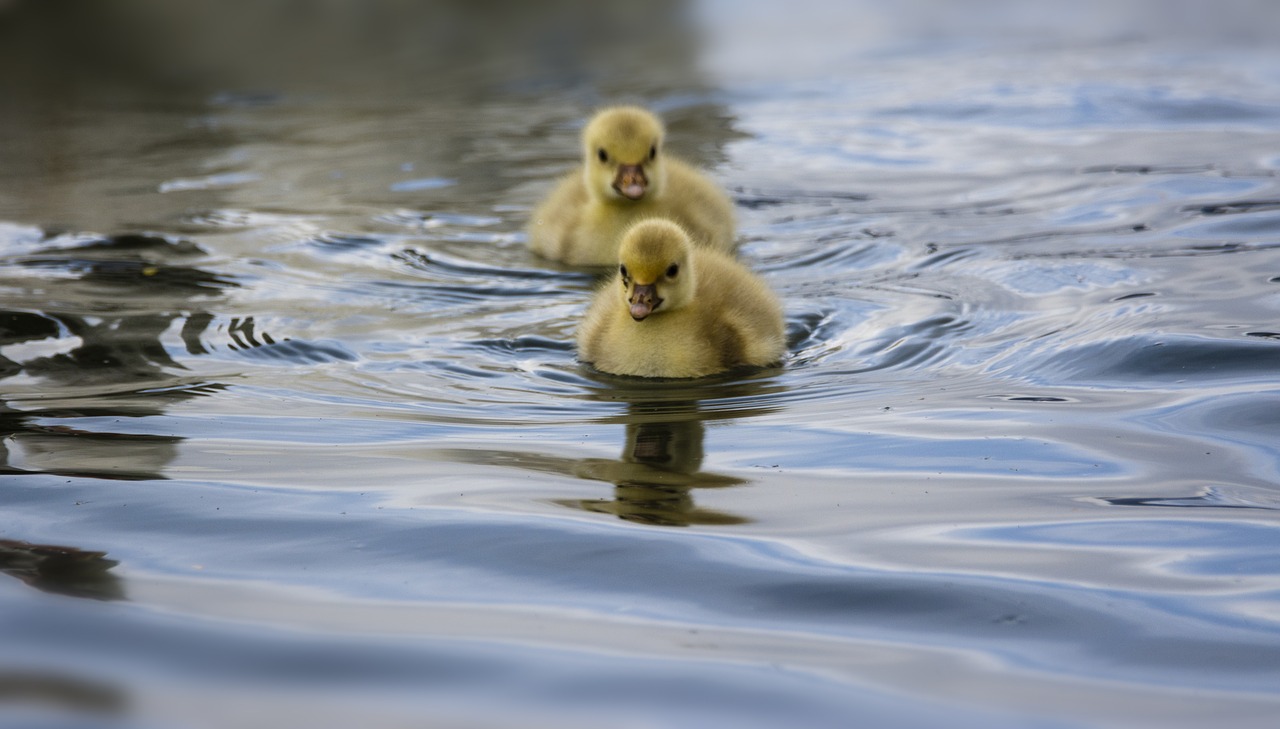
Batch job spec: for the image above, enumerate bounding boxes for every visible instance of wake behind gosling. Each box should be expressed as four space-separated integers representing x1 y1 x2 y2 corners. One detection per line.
577 219 784 379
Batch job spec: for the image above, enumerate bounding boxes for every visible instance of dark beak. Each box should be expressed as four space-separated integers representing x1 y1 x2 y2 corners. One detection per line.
613 164 648 200
629 283 662 320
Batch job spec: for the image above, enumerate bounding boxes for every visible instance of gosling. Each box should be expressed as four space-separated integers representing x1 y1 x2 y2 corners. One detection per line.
528 106 737 267
577 220 784 378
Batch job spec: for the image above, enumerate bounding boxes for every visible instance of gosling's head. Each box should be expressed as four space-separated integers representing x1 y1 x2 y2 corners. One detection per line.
582 106 667 202
616 220 695 321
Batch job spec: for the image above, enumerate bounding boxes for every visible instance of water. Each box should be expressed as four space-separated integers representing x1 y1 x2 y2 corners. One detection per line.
3 1 1280 727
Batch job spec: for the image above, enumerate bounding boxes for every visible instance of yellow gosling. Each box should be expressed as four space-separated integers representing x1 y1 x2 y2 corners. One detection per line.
577 220 784 378
528 106 737 267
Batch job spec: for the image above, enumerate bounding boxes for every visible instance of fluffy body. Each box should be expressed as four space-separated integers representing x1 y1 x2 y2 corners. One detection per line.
528 106 736 267
577 220 784 379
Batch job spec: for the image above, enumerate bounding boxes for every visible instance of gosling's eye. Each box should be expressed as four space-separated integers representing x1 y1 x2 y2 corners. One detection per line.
665 263 679 278
649 145 657 161
597 148 608 163
619 264 629 280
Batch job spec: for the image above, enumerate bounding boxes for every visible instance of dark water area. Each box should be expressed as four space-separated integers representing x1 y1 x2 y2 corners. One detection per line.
3 1 1280 727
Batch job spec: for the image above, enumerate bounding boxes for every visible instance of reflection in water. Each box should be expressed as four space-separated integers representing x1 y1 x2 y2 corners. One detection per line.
0 232 251 480
1100 487 1280 511
0 539 125 602
0 409 181 482
560 406 750 527
432 397 759 527
0 670 126 718
545 372 786 525
1 232 233 385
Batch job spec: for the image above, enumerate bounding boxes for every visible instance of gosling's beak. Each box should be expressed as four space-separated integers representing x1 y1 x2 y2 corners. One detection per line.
628 283 662 321
613 164 648 200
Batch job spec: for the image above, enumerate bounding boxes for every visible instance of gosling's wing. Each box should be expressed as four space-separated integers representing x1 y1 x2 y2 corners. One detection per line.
528 170 588 260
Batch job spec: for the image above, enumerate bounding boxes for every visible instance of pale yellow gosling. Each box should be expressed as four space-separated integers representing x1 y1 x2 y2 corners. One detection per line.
528 106 737 267
577 220 784 378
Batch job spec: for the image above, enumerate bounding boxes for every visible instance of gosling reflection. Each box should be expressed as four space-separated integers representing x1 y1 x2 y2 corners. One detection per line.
431 406 753 526
0 538 124 601
557 415 750 527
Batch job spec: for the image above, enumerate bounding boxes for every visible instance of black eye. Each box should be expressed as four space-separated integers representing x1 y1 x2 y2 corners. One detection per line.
665 263 679 278
649 145 657 160
619 264 629 280
597 148 608 163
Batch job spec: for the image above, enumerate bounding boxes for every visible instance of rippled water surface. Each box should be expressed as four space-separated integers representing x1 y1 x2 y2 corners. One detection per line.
3 2 1280 727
